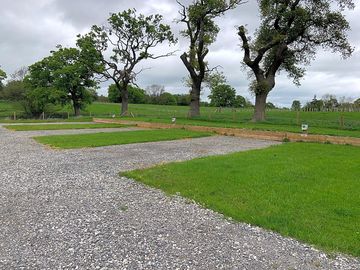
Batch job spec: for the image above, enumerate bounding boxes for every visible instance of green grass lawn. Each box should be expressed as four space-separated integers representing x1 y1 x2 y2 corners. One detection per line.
0 117 94 123
85 103 360 130
85 102 360 137
118 116 360 138
34 129 213 149
0 101 23 118
124 143 360 257
4 123 127 131
2 101 359 137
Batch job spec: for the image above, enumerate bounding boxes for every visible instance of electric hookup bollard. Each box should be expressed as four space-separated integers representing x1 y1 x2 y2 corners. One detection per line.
301 124 308 136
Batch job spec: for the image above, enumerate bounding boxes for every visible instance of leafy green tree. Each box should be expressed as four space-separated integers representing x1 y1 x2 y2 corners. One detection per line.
96 95 109 103
108 84 121 103
205 70 227 90
21 87 59 118
322 94 339 111
108 84 147 104
238 0 354 121
208 84 236 107
174 94 191 106
178 0 242 117
233 95 247 108
128 86 147 104
291 100 301 111
158 92 177 105
1 80 26 101
303 95 324 111
79 9 176 115
25 45 102 116
0 68 6 90
266 102 276 109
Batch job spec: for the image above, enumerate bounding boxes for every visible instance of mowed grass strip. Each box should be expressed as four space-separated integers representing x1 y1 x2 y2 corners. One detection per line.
4 123 127 131
0 117 94 123
34 129 213 149
124 143 360 257
119 116 360 138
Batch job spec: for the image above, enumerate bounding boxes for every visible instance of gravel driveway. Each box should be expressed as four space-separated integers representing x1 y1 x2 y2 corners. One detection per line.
0 125 358 269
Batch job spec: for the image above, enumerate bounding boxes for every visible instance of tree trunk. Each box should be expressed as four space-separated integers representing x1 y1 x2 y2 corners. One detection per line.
73 103 81 117
252 92 268 122
189 84 201 117
120 85 129 116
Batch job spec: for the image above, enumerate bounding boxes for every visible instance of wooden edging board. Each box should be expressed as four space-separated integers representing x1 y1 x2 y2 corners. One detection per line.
93 118 360 146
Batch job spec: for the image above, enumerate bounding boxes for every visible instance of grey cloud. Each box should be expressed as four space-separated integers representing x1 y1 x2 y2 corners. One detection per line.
1 0 359 107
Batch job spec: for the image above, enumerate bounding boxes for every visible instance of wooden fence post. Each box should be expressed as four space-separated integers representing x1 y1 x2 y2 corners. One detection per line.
296 111 300 125
339 115 344 129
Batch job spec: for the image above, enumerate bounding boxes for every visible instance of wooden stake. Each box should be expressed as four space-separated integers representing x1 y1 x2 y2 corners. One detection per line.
296 111 300 125
340 115 344 129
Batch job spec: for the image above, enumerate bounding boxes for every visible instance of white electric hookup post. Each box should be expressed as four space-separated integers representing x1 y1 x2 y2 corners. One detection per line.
301 124 308 136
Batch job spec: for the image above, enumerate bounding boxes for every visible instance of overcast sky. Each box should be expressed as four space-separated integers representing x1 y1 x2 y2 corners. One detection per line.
1 0 359 107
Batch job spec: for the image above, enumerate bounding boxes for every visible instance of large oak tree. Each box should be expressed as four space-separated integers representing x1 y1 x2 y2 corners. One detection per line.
238 0 354 121
178 0 243 117
25 45 101 116
78 9 176 116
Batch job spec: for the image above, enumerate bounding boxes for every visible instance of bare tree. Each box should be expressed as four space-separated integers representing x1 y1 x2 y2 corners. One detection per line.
146 84 165 97
10 66 28 82
177 0 243 117
238 0 354 121
78 9 177 115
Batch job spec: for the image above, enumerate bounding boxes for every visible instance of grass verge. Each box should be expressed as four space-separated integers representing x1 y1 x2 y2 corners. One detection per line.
123 143 360 257
0 117 94 123
117 116 360 138
4 123 127 131
34 129 213 149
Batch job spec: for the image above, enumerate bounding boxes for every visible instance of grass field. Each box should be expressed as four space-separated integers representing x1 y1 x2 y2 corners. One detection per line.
0 101 23 118
86 103 360 137
84 103 360 129
2 101 359 137
34 129 213 149
124 143 360 257
118 116 360 138
4 123 127 131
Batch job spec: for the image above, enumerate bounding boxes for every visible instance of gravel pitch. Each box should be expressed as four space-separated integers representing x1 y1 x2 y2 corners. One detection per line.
0 125 359 270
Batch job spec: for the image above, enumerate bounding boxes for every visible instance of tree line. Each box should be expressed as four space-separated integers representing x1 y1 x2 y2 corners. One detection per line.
292 95 360 112
106 77 254 108
0 0 356 121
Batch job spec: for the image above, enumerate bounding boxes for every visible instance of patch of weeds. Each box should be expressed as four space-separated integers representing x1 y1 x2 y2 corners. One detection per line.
119 205 128 211
184 198 194 204
312 259 322 268
326 253 337 260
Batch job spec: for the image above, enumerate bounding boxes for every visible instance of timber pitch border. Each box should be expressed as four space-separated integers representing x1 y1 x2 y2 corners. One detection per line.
93 118 360 146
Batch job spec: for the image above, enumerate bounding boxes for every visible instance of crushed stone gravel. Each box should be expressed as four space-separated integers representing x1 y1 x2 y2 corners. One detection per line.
0 125 359 270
